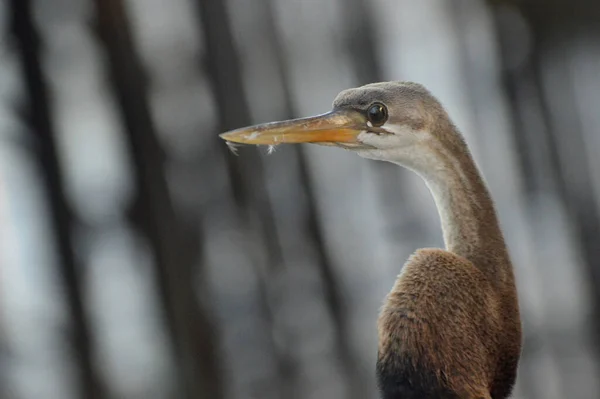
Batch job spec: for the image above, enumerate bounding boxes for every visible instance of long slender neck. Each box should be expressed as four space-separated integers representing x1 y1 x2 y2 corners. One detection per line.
406 133 512 283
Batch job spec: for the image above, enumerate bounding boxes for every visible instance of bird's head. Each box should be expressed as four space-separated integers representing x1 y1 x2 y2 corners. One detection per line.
220 81 463 173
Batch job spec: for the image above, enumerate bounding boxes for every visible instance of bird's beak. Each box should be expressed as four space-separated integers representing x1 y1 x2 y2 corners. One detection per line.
219 109 367 147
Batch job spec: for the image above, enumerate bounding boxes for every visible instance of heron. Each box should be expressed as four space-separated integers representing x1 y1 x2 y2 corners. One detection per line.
220 82 522 399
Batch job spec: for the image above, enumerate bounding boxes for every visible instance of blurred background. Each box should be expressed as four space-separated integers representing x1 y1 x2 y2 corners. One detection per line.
1 0 600 398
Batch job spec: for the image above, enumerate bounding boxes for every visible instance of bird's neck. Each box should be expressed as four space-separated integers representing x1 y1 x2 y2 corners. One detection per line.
405 133 511 282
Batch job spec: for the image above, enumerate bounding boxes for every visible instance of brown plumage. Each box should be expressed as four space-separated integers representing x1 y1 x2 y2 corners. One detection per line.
220 81 523 399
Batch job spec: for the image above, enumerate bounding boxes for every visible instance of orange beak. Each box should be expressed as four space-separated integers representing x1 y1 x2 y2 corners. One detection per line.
219 109 368 147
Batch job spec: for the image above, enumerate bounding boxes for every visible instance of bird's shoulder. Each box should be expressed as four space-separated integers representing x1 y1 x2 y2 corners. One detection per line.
394 248 494 301
376 248 501 398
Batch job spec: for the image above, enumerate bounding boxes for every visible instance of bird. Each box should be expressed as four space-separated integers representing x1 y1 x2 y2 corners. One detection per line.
220 81 522 399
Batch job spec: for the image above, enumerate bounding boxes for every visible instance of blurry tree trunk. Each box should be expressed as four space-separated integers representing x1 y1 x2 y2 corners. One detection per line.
341 0 427 253
193 0 298 396
8 1 105 398
494 0 600 356
259 0 372 397
342 0 384 85
91 1 224 398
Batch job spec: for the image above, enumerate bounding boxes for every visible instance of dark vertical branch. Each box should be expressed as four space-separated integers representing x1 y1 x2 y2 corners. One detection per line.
493 2 600 357
258 0 372 397
0 322 11 399
193 0 285 279
498 68 538 196
192 1 293 397
341 0 430 243
341 0 384 85
91 1 224 398
490 11 562 398
530 46 600 350
340 0 417 238
8 1 104 398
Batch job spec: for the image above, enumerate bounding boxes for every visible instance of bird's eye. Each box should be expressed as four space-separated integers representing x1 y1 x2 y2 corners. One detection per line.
367 103 388 127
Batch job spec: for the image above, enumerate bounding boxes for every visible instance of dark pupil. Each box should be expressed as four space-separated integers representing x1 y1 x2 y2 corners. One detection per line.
368 104 386 125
